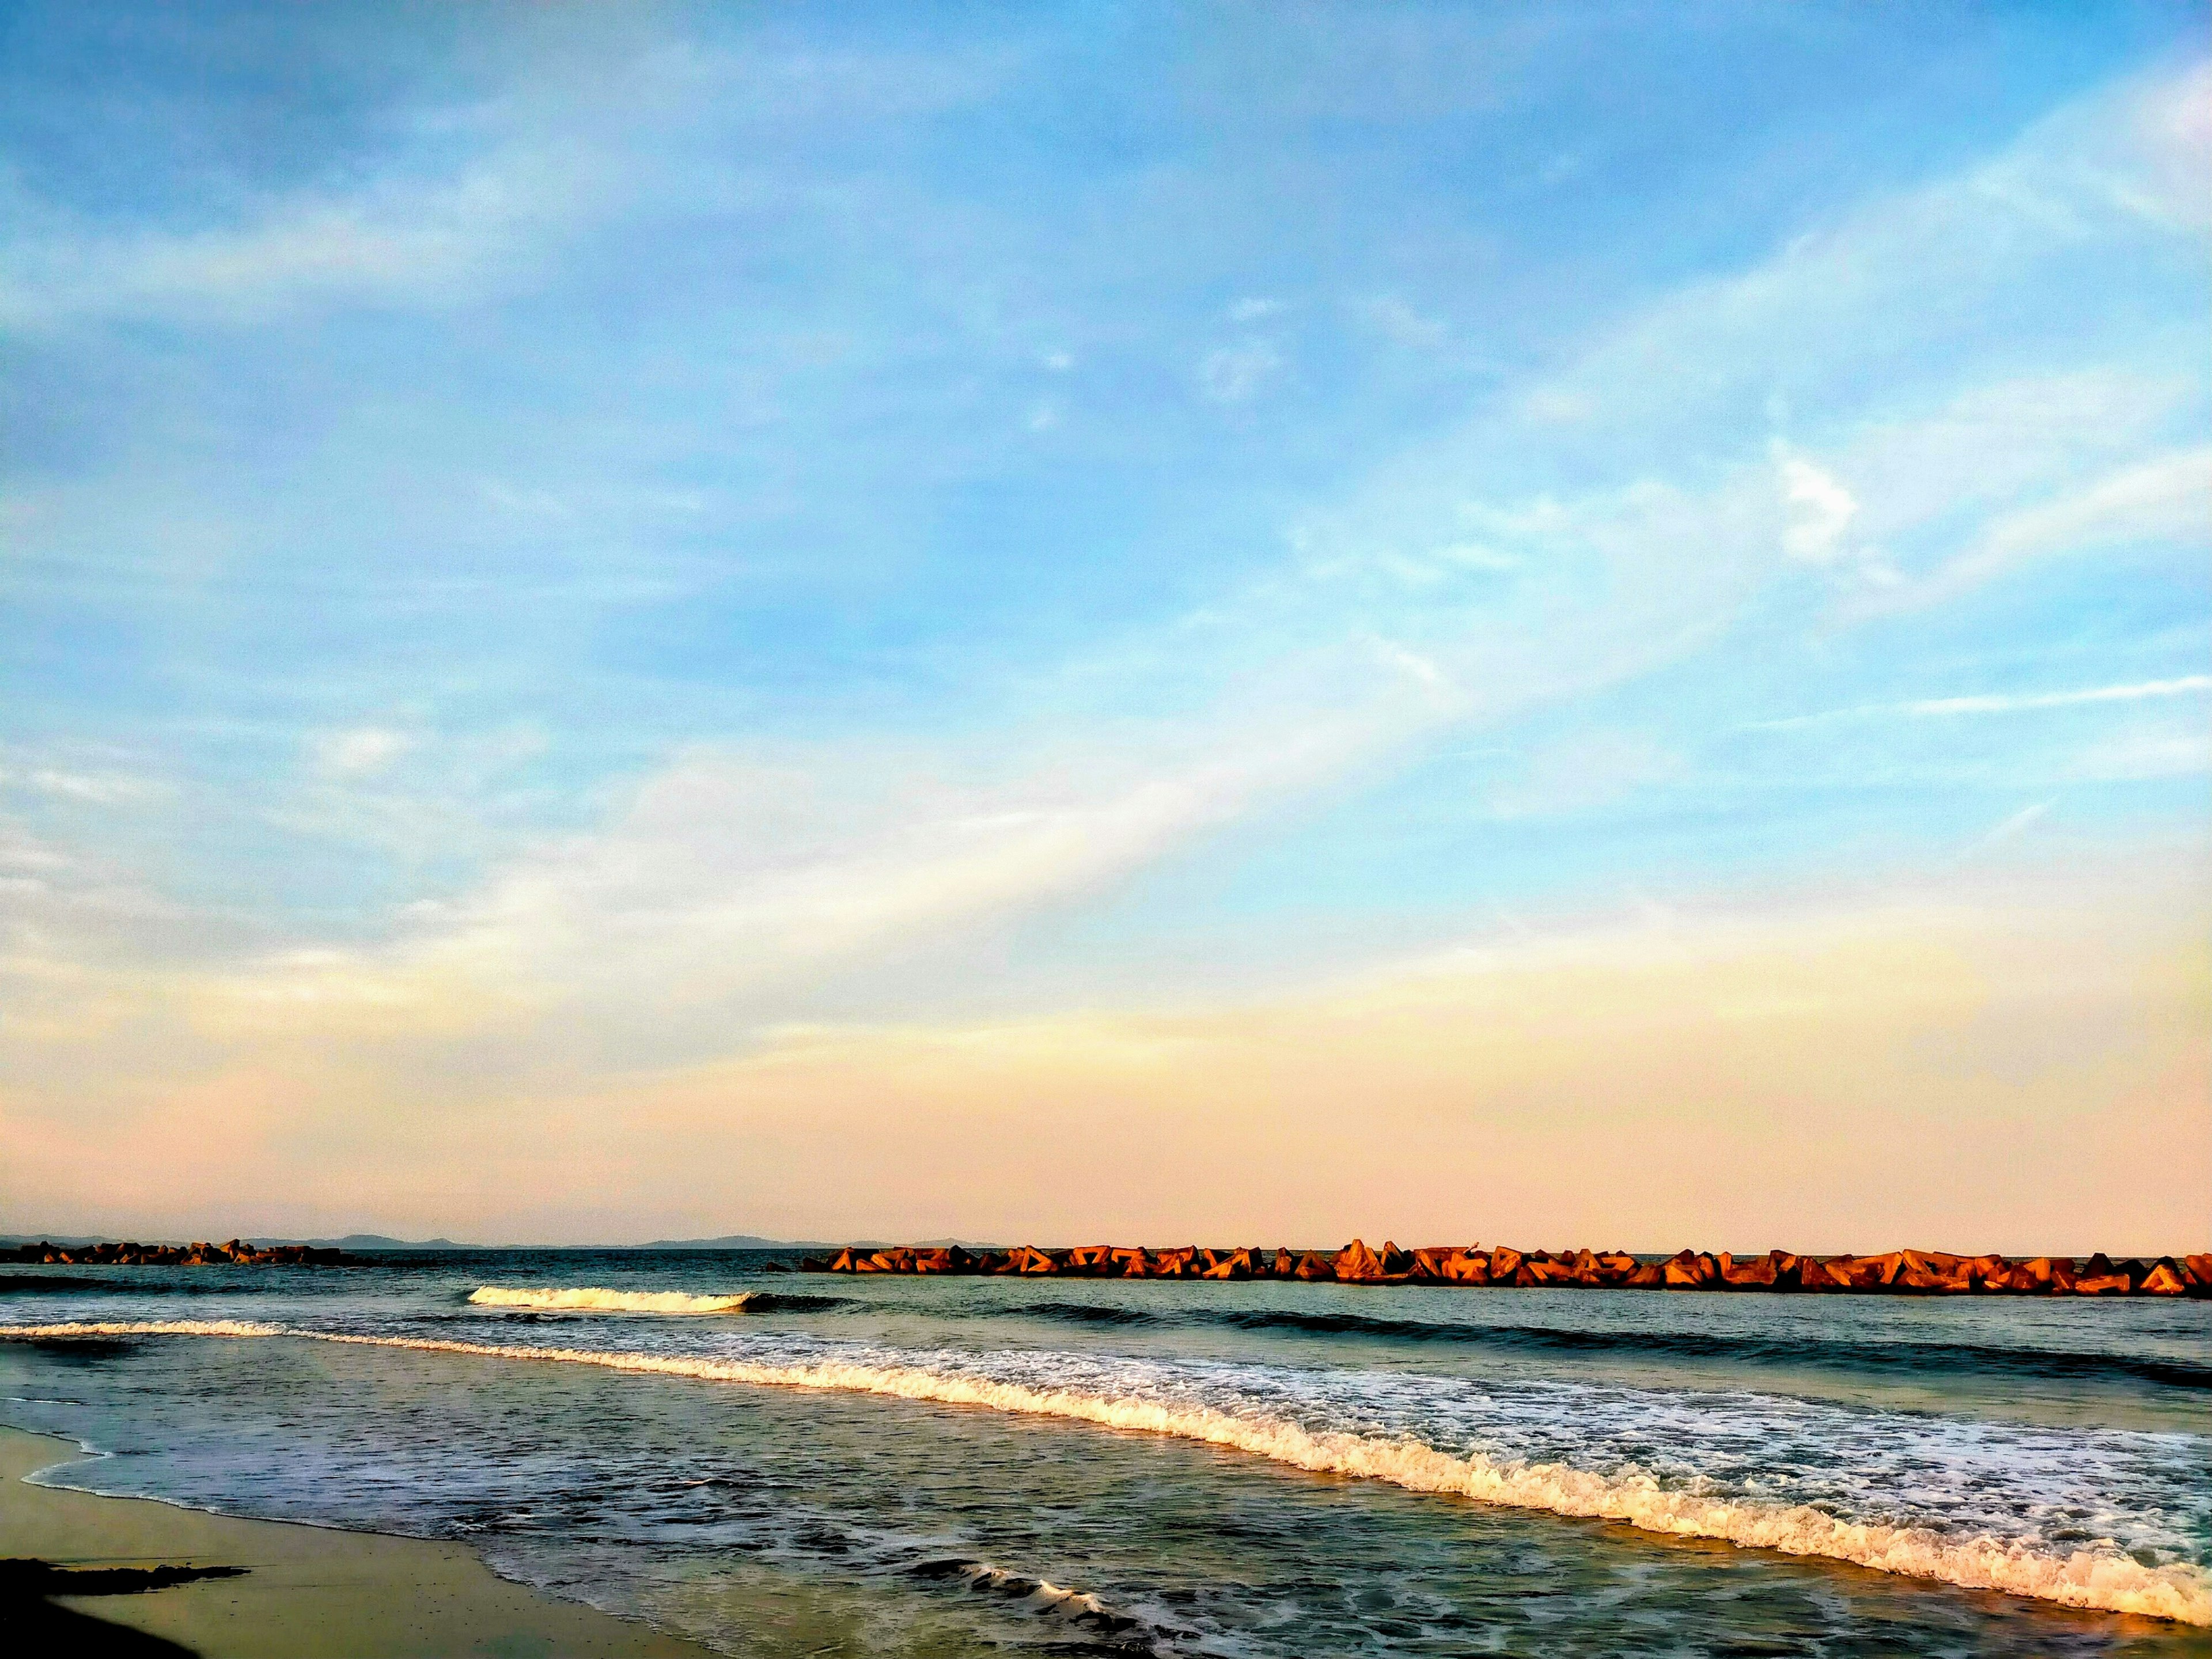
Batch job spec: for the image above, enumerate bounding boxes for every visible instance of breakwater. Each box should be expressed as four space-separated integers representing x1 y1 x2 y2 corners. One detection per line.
801 1240 2211 1295
5 1239 350 1267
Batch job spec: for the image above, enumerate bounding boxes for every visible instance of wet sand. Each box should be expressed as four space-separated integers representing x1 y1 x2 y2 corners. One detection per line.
0 1426 715 1657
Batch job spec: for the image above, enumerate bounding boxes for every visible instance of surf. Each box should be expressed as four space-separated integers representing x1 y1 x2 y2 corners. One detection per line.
6 1317 2206 1626
466 1286 758 1315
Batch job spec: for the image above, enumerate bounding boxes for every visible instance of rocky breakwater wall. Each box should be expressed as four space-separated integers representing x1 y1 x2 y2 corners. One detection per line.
800 1240 2212 1296
5 1238 351 1267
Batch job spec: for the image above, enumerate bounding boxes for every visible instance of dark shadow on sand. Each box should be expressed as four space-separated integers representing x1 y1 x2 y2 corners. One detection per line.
0 1558 244 1657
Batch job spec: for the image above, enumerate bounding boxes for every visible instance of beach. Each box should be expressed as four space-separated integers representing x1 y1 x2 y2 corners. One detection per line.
0 1426 714 1658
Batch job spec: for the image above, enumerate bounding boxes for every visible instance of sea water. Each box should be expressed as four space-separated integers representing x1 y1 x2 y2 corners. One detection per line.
3 1250 2207 1656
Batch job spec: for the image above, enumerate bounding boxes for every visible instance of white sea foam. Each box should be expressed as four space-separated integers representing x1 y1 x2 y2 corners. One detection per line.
952 1560 1134 1626
0 1336 285 1344
467 1286 757 1315
5 1319 2207 1626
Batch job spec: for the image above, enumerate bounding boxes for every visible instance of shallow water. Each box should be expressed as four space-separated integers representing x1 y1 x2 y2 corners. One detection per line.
3 1250 2207 1656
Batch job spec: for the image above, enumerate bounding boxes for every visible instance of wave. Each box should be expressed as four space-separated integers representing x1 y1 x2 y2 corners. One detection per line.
467 1286 757 1315
5 1318 2206 1626
0 1336 283 1344
912 1558 1171 1653
1007 1301 1154 1325
1002 1301 2212 1389
743 1292 849 1313
0 1276 113 1293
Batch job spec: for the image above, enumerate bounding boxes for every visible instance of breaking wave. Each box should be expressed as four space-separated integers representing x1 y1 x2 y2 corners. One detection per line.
0 1320 283 1339
5 1318 2202 1626
468 1286 757 1315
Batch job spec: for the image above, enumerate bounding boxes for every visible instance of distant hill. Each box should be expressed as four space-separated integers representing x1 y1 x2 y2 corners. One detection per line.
635 1234 819 1249
3 1231 995 1252
305 1234 995 1251
0 1232 484 1251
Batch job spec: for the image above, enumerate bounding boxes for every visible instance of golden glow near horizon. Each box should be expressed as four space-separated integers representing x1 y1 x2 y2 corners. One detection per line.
6 862 2204 1253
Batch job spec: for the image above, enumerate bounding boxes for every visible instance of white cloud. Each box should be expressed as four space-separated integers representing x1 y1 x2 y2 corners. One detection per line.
1860 445 2211 616
313 728 415 779
9 55 2206 1089
2069 724 2212 782
0 123 597 331
1228 296 1285 323
1751 675 2212 730
1831 367 2195 541
0 741 169 807
0 817 230 1039
1285 62 2209 671
1775 445 1859 566
1520 387 1593 423
1508 62 2211 458
1980 800 2055 847
1353 294 1446 349
1372 641 1448 690
203 414 1867 1050
1199 342 1283 403
236 704 1397 1055
12 769 160 805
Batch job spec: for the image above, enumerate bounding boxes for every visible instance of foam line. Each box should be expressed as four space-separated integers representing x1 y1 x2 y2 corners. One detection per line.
4 1320 2206 1626
468 1286 757 1315
0 1336 285 1344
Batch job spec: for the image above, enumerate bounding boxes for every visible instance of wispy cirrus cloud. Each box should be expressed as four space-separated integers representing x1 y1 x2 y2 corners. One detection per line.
0 766 165 805
1750 675 2212 730
0 24 1035 338
1845 445 2212 618
1198 341 1284 404
0 142 594 331
2069 724 2212 782
187 705 1404 1061
1282 70 2207 660
1504 60 2210 458
20 55 2205 1059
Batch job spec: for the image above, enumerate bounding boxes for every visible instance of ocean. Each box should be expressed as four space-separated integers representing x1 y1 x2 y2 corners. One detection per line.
3 1249 2207 1656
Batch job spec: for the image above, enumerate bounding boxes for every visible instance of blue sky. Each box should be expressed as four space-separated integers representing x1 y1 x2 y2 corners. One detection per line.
2 4 2207 1244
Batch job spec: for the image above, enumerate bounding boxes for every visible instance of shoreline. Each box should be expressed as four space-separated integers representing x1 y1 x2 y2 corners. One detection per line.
0 1426 715 1658
25 1322 2202 1627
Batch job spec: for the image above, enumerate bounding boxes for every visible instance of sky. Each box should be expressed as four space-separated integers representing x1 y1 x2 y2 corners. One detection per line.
1 2 2207 1251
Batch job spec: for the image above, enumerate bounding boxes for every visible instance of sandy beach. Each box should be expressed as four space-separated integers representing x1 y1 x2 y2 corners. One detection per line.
0 1426 714 1658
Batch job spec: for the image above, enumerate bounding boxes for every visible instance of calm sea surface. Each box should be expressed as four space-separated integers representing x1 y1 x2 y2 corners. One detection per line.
4 1250 2208 1656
